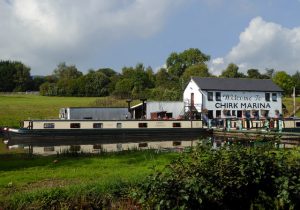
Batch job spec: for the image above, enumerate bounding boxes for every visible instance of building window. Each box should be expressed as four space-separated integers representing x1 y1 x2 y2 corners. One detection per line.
265 93 270 101
138 123 148 128
117 123 122 128
44 123 55 129
208 110 213 119
296 122 300 127
232 110 236 116
173 123 181 128
216 92 221 101
272 93 277 101
216 110 221 118
208 92 213 101
70 123 80 128
44 146 54 152
237 110 242 118
93 123 103 128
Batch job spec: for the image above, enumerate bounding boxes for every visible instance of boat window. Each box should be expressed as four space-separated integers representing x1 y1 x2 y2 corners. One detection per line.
265 93 270 101
117 123 122 128
70 145 81 152
93 144 103 150
138 142 148 148
93 123 103 128
44 147 54 152
216 92 221 101
173 141 181 146
296 122 300 127
70 123 80 128
138 123 148 128
272 93 277 101
173 123 181 128
208 92 213 101
44 123 55 129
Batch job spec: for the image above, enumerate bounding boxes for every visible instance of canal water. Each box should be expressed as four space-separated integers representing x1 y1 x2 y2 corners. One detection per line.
2 134 299 155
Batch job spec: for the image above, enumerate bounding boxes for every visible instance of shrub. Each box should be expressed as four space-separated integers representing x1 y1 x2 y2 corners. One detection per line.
133 143 300 209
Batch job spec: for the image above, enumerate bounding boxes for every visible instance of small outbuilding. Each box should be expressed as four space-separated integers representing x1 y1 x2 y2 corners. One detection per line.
130 101 185 119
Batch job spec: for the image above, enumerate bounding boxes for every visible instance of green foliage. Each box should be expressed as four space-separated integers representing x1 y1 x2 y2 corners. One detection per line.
182 64 211 84
167 48 210 78
113 63 154 99
220 63 246 78
53 62 82 80
134 144 300 209
272 71 295 95
292 71 300 95
0 60 32 92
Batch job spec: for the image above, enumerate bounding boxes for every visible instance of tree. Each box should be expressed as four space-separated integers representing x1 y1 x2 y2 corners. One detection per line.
0 60 32 92
83 71 110 96
182 64 211 84
292 71 300 95
272 71 295 95
113 78 134 98
166 48 210 78
53 62 82 80
220 63 246 78
265 68 274 79
30 76 46 91
97 68 117 78
247 69 262 79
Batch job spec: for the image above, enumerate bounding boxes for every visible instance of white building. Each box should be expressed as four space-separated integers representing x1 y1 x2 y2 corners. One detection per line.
183 77 283 119
130 101 184 119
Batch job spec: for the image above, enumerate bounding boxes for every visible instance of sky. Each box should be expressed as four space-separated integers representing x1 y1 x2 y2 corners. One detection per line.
1 0 300 76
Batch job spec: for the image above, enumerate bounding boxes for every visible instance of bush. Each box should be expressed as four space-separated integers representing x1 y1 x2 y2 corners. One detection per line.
134 143 300 209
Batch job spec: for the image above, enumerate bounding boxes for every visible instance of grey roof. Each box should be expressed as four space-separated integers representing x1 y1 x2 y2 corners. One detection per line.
191 77 283 92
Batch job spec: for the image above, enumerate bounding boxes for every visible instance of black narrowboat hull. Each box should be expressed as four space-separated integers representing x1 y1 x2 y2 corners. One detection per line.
6 128 212 146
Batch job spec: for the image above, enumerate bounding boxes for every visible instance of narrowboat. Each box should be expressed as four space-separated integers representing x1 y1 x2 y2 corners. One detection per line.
4 119 211 147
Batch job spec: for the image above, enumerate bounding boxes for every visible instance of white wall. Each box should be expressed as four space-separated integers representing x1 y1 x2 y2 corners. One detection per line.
183 79 203 112
183 79 282 118
203 91 282 118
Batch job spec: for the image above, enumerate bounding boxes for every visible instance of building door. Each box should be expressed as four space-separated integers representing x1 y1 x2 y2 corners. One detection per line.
190 93 194 108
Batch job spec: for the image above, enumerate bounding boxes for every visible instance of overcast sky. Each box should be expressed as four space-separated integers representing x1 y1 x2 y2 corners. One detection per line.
1 0 300 75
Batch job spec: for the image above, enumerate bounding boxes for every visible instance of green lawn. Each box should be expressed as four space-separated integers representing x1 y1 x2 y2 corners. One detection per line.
0 94 137 128
0 150 179 208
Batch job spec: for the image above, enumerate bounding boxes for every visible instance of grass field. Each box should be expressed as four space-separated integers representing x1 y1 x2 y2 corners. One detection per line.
283 96 300 117
0 150 179 208
0 94 138 127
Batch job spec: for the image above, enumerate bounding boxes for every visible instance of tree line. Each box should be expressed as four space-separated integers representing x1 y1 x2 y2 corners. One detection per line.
0 48 299 99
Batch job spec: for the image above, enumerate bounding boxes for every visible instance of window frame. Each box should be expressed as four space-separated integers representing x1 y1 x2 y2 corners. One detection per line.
93 123 103 128
265 93 270 102
173 122 181 128
44 123 55 129
70 123 81 128
216 92 221 101
138 123 148 128
208 92 214 101
272 93 277 102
